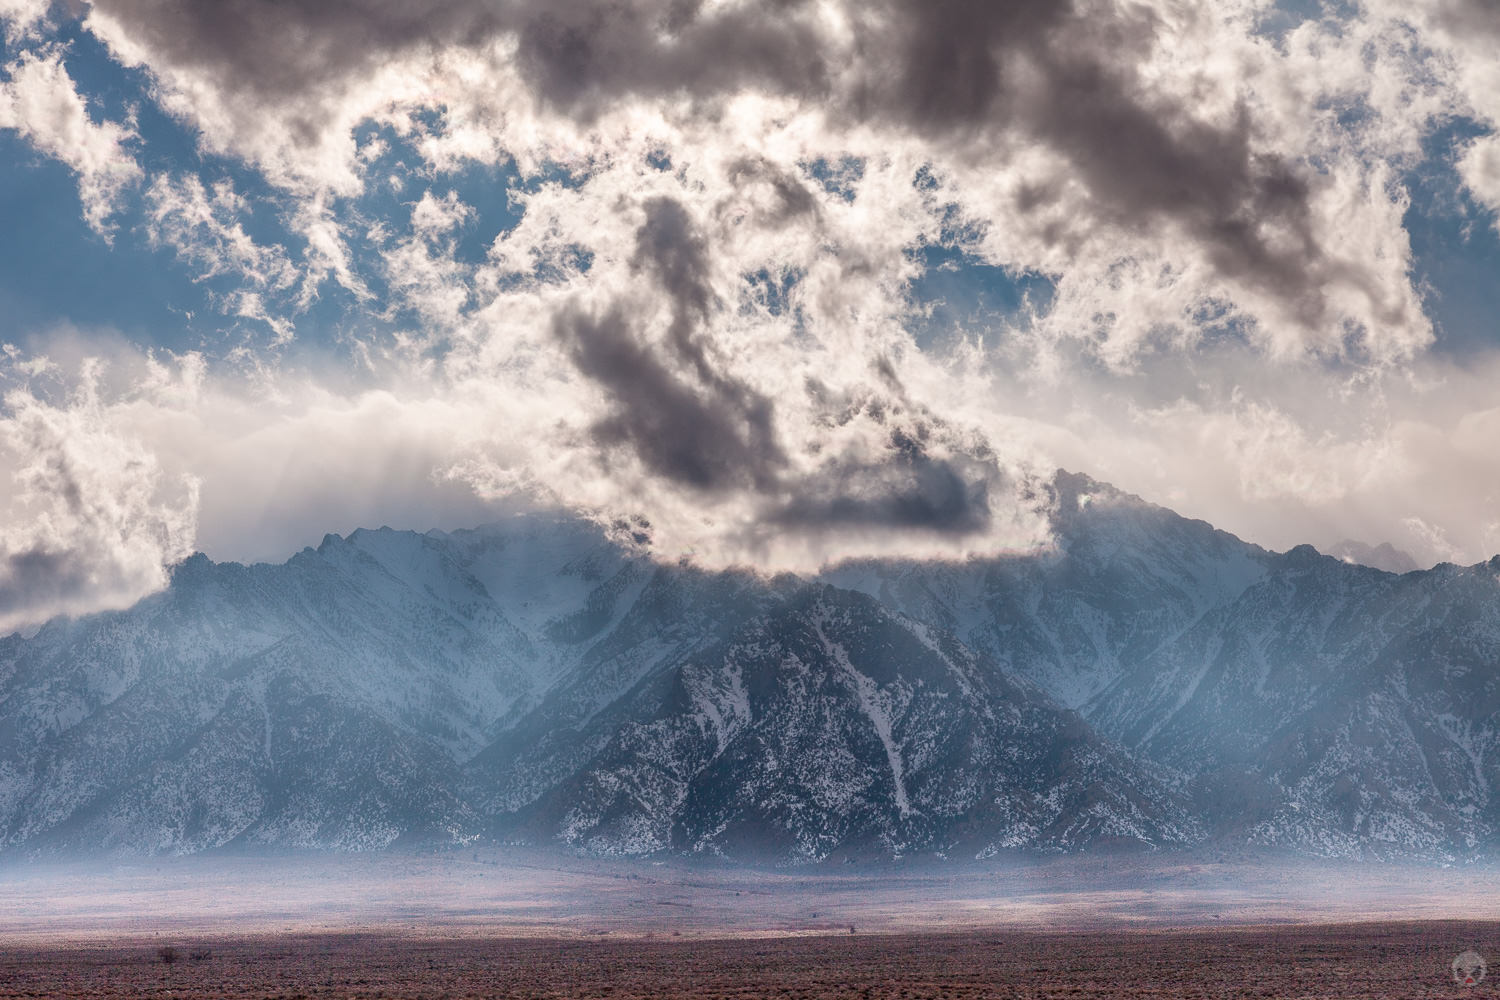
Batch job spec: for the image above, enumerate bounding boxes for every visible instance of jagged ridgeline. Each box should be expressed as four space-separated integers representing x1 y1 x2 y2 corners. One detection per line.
1 473 1497 863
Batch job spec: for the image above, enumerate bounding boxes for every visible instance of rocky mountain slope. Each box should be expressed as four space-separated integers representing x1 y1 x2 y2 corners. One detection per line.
1090 546 1500 860
506 586 1200 861
0 473 1495 863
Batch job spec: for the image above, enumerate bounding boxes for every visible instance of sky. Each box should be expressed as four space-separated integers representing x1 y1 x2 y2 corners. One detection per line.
1 0 1499 633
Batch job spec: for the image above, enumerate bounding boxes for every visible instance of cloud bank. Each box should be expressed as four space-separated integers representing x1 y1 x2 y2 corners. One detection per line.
0 0 1498 629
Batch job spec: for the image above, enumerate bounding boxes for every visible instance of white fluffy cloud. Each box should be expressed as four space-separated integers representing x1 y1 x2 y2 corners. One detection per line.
1461 136 1500 218
141 174 304 342
0 0 49 41
0 48 141 232
0 356 198 634
1344 0 1500 227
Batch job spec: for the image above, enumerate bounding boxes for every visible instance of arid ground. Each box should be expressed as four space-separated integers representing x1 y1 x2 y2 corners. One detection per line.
4 850 1500 997
1 923 1498 998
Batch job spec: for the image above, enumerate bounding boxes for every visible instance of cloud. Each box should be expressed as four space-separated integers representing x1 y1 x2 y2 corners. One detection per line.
6 0 1500 626
992 343 1500 570
77 0 1436 356
53 1 1445 565
142 174 297 289
847 1 1368 341
766 432 1000 539
0 47 142 232
0 0 50 41
85 0 830 127
1351 0 1500 231
560 196 785 493
1432 0 1500 37
526 186 1051 567
409 189 472 238
0 342 531 632
557 302 786 494
1460 134 1500 218
141 174 304 341
0 359 198 635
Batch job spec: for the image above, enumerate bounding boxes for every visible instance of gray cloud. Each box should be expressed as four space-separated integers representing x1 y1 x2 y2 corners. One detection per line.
566 196 786 493
724 157 818 225
90 0 830 121
91 0 503 100
852 1 1362 333
512 0 829 115
630 196 715 370
1434 0 1500 35
851 0 1071 131
768 428 996 537
0 545 94 620
555 301 786 493
556 199 787 493
773 358 1016 538
1027 57 1327 321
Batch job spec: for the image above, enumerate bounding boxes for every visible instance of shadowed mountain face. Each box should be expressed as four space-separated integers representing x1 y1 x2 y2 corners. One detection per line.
1090 549 1500 859
508 586 1200 861
0 473 1496 863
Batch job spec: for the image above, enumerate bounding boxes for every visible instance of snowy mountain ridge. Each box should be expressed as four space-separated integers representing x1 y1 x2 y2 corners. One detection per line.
1 473 1496 863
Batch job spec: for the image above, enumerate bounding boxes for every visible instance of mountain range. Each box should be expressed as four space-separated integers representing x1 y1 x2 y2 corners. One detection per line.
1 472 1495 864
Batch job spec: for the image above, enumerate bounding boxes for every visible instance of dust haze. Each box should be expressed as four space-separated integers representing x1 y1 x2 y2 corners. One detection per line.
4 848 1500 943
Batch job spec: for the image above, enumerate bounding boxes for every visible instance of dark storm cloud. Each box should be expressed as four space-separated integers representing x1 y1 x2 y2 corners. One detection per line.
852 0 1072 131
631 196 714 372
90 0 505 99
772 360 1005 536
556 301 785 493
90 0 830 116
558 198 785 493
1026 55 1327 319
511 0 830 114
769 431 995 536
